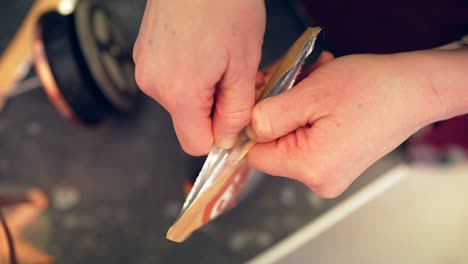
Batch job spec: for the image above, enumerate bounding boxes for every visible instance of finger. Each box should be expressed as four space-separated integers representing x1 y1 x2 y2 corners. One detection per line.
255 72 265 88
135 73 214 156
247 51 334 142
169 94 214 156
297 51 334 82
212 57 258 149
246 127 308 178
247 121 362 199
245 76 329 143
255 72 267 101
308 51 335 72
255 59 283 101
135 61 216 156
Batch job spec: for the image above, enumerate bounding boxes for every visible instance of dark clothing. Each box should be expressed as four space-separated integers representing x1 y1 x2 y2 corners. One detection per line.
301 0 468 156
301 0 468 56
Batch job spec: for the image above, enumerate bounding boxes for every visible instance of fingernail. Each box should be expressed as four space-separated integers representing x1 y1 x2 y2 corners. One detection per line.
244 126 257 141
215 134 238 149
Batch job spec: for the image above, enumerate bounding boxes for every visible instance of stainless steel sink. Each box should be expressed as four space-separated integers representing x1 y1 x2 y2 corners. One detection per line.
249 163 468 264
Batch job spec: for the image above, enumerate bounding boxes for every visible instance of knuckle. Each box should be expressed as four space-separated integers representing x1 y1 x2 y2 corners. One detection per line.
134 63 152 95
134 64 179 111
294 163 343 199
297 165 325 189
312 185 344 199
177 132 212 157
132 40 140 64
216 103 252 131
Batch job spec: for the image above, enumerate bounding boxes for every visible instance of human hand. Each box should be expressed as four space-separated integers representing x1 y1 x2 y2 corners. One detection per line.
133 0 266 155
246 51 450 198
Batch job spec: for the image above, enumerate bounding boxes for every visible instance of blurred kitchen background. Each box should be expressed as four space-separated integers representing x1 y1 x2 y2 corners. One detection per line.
1 0 467 263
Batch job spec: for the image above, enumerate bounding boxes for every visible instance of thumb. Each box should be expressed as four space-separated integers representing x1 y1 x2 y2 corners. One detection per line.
245 77 327 143
245 51 334 142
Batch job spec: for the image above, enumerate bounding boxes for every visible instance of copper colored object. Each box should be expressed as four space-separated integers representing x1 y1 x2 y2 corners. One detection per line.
31 1 139 126
33 27 79 124
0 0 66 109
0 189 53 264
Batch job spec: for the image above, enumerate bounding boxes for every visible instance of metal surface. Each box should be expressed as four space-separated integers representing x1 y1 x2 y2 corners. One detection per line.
74 0 139 112
33 23 80 124
2 77 41 101
0 0 67 110
35 10 105 125
32 1 139 125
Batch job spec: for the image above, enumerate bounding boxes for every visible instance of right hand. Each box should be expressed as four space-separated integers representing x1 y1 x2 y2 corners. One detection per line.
133 0 266 155
246 50 451 198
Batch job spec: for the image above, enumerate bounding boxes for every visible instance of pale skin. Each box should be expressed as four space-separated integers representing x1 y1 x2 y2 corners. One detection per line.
134 0 468 198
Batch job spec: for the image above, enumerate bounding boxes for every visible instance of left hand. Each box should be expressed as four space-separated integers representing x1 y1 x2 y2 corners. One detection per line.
246 51 448 198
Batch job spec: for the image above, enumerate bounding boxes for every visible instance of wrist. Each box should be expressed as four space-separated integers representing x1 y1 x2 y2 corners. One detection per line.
424 48 468 121
397 48 468 126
